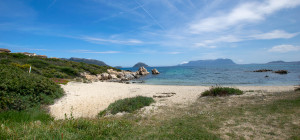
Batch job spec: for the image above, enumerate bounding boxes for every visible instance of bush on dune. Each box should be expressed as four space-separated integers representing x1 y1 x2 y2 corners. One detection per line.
99 96 155 117
201 86 243 97
0 65 64 111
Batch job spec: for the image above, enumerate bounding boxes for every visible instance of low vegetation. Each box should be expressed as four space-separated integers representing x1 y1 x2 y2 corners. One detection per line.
0 64 64 111
0 53 119 79
99 96 155 116
0 91 299 139
201 86 243 97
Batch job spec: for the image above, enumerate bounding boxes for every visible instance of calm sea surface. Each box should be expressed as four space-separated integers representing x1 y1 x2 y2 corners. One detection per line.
121 64 300 86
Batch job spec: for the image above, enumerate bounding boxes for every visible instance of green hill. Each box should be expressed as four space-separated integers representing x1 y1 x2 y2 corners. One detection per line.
0 53 119 79
66 57 108 66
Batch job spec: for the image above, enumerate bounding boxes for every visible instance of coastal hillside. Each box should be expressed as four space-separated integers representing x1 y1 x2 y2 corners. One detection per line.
179 58 236 66
65 57 108 66
0 53 119 79
133 62 149 68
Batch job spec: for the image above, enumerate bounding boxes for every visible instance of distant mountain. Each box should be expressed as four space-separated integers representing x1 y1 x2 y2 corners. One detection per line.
66 57 108 66
179 59 236 66
133 62 149 68
267 60 300 64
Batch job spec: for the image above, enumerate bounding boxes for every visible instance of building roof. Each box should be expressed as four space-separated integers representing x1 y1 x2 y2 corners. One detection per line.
0 48 11 52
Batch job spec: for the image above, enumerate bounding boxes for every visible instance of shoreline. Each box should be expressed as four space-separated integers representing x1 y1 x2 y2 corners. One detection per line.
49 81 297 119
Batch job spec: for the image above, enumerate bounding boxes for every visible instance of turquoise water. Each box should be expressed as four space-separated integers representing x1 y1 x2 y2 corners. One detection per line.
122 64 300 86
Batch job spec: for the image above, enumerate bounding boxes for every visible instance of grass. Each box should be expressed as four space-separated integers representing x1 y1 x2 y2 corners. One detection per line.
99 96 155 116
201 86 243 97
0 91 299 139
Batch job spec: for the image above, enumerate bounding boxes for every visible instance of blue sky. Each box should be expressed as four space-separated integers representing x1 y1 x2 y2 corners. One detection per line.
0 0 300 67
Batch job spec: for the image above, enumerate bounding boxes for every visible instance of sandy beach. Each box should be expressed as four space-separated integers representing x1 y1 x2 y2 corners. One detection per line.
49 82 296 119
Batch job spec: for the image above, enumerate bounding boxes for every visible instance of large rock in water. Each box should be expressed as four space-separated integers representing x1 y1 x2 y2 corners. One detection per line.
138 67 149 75
152 69 160 74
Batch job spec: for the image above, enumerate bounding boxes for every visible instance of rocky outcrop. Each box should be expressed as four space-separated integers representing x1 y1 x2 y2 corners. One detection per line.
108 74 118 79
80 72 98 82
78 67 153 83
101 73 109 80
273 70 288 74
152 69 160 74
253 69 272 72
137 67 149 75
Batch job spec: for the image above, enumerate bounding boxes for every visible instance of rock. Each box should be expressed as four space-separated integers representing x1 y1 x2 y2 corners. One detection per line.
117 72 125 78
80 72 98 81
273 70 288 74
137 67 149 75
253 69 272 72
107 69 118 75
97 74 102 80
101 73 109 80
152 69 160 74
108 74 117 79
80 72 89 77
124 74 135 80
85 75 97 81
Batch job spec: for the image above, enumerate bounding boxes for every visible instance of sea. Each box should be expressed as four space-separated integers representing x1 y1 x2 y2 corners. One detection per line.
121 64 300 86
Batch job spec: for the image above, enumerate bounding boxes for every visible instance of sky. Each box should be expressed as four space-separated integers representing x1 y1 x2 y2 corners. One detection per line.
0 0 300 67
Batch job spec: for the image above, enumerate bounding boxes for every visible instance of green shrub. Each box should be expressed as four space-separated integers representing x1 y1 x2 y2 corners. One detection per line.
50 78 69 85
0 59 11 64
11 53 27 58
27 59 50 68
0 65 64 111
0 53 121 79
60 67 79 76
201 86 243 97
99 96 155 116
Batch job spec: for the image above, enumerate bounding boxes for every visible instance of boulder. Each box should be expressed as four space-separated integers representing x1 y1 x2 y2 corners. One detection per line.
124 74 135 80
101 73 109 80
117 72 125 78
108 74 118 79
96 74 102 80
107 69 118 75
80 72 98 81
152 69 160 74
85 74 98 82
137 67 149 75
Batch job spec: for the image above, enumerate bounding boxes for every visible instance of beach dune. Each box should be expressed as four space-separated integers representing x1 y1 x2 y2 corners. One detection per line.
49 82 295 119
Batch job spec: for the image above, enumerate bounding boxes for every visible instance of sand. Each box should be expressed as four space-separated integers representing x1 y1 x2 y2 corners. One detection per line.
49 82 296 119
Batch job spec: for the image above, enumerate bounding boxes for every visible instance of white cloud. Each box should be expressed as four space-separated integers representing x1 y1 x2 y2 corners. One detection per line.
71 49 120 54
81 36 143 45
194 43 217 49
189 0 300 33
166 51 182 54
268 45 300 53
252 30 299 39
193 35 243 48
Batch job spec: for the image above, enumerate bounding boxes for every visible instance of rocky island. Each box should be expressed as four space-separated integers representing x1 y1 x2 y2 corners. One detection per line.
133 62 149 68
